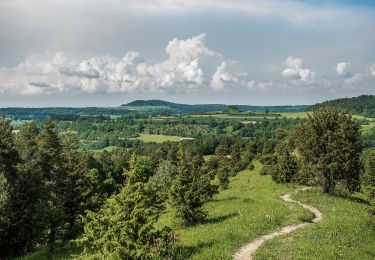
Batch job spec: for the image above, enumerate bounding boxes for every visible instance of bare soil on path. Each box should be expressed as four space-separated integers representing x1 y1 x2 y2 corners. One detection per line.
233 187 323 260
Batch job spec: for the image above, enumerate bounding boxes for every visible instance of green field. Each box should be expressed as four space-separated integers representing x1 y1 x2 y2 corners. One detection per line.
132 133 185 143
279 111 310 119
255 189 375 259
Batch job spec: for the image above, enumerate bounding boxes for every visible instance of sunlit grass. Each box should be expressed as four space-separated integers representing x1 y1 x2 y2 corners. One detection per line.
254 189 375 260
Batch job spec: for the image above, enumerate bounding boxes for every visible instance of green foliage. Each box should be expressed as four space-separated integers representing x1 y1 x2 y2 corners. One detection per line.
170 147 215 225
362 150 375 221
148 160 177 200
125 155 156 184
310 94 375 117
217 158 231 189
294 107 361 194
77 181 174 259
271 144 298 184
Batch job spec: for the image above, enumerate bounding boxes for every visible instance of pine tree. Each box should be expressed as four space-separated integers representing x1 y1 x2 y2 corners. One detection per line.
0 118 21 258
0 118 19 183
170 147 214 225
36 119 65 251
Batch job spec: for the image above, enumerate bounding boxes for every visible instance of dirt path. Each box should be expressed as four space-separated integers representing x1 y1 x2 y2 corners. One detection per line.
233 187 323 260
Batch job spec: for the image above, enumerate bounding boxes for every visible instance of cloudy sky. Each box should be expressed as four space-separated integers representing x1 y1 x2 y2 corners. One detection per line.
0 0 374 107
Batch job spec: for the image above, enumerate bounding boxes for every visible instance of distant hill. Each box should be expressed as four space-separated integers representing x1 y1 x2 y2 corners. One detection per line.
309 95 375 117
122 99 307 114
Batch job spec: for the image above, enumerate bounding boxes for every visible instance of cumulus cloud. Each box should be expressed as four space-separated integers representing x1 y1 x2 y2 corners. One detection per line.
369 64 375 77
210 62 237 91
0 34 226 96
282 56 315 82
335 62 352 78
334 62 363 87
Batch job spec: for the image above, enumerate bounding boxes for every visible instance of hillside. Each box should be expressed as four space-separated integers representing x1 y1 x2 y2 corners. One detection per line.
310 95 375 117
122 99 307 114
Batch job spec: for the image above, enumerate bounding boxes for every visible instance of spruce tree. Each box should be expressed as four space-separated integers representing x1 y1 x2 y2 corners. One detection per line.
170 146 214 225
36 119 65 251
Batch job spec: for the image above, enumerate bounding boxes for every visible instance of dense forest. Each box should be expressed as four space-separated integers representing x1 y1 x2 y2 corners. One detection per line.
310 95 375 117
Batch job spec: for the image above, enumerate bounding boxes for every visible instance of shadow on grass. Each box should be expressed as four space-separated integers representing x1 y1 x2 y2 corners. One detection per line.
336 194 370 206
173 241 215 259
203 212 238 224
212 196 238 202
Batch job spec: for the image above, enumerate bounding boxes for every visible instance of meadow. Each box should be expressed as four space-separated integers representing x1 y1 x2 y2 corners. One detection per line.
255 189 375 259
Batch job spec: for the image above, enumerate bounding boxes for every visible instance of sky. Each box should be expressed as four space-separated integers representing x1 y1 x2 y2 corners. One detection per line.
0 0 374 107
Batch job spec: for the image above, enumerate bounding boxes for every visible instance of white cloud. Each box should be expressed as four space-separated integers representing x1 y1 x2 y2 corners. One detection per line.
335 62 352 77
282 56 315 82
369 64 375 77
344 73 361 87
0 34 224 96
210 62 237 91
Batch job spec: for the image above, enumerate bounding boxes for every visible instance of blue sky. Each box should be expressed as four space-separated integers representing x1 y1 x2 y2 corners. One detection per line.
0 0 374 106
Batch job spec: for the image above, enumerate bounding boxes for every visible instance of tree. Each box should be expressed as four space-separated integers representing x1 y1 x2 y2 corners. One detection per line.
217 159 230 189
77 155 174 259
170 147 214 225
148 160 176 200
0 118 19 183
125 155 156 184
271 144 298 183
294 107 361 195
36 119 65 251
362 150 375 221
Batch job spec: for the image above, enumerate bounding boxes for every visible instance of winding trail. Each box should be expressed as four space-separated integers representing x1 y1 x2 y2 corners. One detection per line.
233 187 323 260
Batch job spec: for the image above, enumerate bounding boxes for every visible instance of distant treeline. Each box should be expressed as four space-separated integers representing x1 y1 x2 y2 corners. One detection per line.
310 95 375 117
123 99 308 114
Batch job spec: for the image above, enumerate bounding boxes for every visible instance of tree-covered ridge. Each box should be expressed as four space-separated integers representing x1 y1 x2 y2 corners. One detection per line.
309 95 375 117
123 99 307 114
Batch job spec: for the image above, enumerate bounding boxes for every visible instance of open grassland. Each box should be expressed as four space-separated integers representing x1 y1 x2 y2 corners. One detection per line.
133 133 184 143
156 162 312 259
254 188 375 260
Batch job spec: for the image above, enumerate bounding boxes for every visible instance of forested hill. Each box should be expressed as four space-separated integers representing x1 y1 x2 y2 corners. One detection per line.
122 99 307 114
123 99 227 114
310 95 375 117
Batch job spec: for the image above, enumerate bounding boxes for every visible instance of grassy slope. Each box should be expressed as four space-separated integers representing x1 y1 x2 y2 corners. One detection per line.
254 189 375 260
156 162 311 259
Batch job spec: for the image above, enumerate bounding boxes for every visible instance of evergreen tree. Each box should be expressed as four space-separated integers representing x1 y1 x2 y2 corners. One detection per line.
77 156 174 258
294 107 361 194
0 118 19 183
217 159 230 189
272 144 298 183
36 119 65 251
362 150 375 221
148 160 176 200
170 146 214 225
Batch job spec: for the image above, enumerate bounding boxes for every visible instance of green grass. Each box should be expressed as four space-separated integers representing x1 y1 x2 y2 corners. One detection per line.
279 111 310 119
254 189 375 260
132 133 185 143
155 162 311 259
